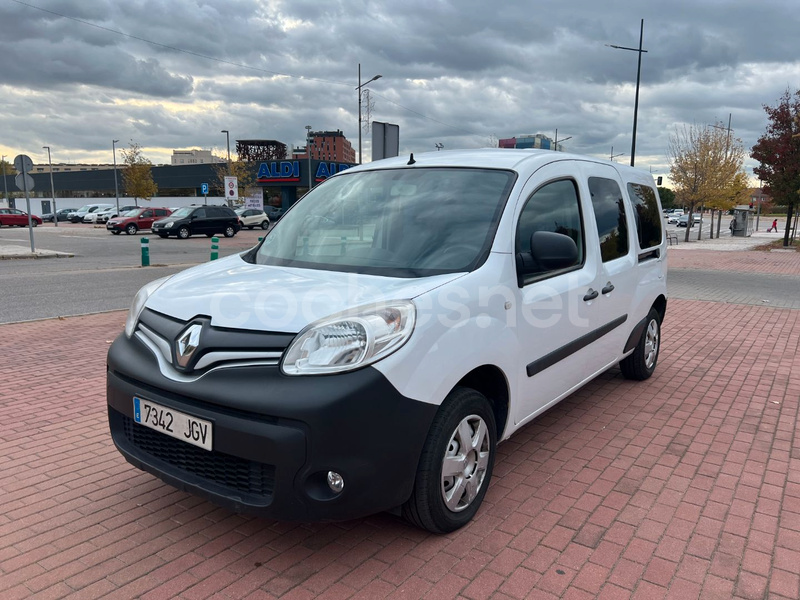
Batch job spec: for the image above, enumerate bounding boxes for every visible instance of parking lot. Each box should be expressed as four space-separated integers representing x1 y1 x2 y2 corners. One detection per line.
1 231 799 599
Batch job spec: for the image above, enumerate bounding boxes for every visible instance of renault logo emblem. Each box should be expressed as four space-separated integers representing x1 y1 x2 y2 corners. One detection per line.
175 323 202 367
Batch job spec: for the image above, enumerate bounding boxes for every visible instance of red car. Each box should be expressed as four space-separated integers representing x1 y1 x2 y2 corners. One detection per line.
0 208 43 227
106 207 172 235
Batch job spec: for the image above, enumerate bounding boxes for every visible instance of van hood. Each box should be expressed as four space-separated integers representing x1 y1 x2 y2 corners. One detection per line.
145 253 464 333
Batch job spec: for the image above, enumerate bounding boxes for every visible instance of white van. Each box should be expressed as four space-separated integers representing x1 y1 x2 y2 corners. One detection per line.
107 149 667 533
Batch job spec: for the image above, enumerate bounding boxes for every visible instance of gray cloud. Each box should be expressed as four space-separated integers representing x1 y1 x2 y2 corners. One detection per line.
1 0 799 180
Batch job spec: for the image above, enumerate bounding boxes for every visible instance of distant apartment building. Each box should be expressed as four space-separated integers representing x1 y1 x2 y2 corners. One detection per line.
499 133 566 152
30 163 116 173
171 149 224 165
292 130 356 164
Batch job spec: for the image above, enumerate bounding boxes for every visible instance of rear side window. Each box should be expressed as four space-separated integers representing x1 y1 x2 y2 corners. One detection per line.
515 179 585 280
627 183 663 249
588 177 629 262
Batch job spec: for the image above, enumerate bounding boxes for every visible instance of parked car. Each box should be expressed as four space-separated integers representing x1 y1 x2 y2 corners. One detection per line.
264 205 285 221
235 208 270 230
69 203 113 223
95 205 139 224
43 207 78 222
84 206 118 224
0 208 42 227
677 213 702 227
108 149 667 533
107 207 173 235
151 205 241 239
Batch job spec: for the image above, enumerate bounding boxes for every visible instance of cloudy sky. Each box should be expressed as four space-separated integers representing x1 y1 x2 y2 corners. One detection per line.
2 0 799 184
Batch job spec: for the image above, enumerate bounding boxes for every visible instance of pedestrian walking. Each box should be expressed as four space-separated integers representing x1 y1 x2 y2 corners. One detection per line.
767 219 778 232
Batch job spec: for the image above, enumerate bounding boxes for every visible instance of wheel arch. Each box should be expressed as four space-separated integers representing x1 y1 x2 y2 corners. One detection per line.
652 294 667 323
454 365 510 440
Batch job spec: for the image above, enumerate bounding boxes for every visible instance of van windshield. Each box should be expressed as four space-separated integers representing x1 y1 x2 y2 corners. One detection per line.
254 167 515 277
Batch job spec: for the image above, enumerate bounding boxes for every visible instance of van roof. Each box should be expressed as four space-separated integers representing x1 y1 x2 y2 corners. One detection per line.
346 148 652 179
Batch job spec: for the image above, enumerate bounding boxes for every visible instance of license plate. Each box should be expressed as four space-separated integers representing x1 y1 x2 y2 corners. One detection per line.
133 397 213 451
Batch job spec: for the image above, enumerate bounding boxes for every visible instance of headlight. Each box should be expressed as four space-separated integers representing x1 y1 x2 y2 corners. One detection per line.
163 221 174 228
281 301 416 375
124 276 172 338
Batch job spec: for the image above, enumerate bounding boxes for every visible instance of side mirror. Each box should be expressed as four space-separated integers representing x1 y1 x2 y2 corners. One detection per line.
517 231 579 281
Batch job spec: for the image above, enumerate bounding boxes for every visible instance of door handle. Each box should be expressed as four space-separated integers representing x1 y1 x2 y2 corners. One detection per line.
602 283 615 294
583 288 599 302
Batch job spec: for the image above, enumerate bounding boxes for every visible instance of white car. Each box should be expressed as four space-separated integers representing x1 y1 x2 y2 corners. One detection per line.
235 208 270 230
107 149 668 534
82 205 115 223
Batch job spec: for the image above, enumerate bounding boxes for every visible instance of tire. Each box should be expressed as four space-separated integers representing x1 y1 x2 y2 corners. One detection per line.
178 226 191 239
111 230 121 235
620 308 661 380
260 220 269 230
223 225 236 238
31 220 38 227
125 224 138 236
402 387 496 533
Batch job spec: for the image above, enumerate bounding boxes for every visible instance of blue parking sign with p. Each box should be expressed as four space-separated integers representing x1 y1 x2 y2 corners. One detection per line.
201 183 209 195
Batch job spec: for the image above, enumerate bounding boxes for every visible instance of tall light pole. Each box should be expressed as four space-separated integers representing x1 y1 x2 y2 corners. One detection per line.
553 129 572 152
221 130 231 174
1 155 8 209
356 64 382 164
305 126 313 190
607 18 647 167
42 146 58 227
112 140 120 214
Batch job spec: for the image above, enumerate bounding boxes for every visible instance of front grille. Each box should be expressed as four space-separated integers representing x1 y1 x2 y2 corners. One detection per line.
121 414 275 498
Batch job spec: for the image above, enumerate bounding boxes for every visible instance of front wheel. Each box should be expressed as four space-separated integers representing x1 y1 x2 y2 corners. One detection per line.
223 225 236 238
260 220 269 230
178 226 190 239
31 220 38 227
620 308 661 380
403 387 496 533
125 224 138 236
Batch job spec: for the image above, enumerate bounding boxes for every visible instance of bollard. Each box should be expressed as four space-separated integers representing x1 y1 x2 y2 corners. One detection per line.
140 237 150 267
210 236 219 261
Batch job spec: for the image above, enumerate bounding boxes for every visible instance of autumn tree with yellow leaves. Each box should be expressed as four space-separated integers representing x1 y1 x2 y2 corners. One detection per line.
668 123 748 241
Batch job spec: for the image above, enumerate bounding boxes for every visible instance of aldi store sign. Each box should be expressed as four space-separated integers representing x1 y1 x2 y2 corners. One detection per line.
257 161 354 184
258 161 301 183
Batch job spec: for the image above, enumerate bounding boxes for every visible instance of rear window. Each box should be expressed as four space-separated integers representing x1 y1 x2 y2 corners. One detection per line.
627 183 663 249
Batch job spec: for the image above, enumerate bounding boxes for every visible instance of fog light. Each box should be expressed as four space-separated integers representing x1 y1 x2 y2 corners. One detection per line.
327 471 344 493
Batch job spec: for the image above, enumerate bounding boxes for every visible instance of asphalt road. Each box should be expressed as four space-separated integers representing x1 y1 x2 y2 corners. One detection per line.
1 221 797 323
0 223 267 323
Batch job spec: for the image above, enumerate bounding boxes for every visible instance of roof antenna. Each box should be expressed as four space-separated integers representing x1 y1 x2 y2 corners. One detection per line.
407 153 416 165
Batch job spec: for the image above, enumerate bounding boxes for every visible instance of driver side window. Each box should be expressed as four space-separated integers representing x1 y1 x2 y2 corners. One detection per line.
515 179 585 283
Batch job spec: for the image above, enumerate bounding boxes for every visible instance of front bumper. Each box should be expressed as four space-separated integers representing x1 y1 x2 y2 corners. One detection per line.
106 330 437 522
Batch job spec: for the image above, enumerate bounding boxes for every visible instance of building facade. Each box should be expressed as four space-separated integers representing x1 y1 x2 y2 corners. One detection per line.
293 130 356 163
499 134 566 152
171 149 224 165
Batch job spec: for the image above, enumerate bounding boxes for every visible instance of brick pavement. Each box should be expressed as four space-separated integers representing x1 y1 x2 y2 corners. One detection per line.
2 251 800 599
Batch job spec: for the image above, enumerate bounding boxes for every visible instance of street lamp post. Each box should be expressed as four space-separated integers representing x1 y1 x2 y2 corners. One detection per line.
305 126 313 190
221 130 231 174
43 146 58 227
356 64 382 164
553 129 572 152
112 140 120 214
1 155 9 209
607 18 647 167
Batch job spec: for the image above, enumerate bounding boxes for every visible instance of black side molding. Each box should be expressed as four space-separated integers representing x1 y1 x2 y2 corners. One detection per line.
623 315 648 353
526 315 628 378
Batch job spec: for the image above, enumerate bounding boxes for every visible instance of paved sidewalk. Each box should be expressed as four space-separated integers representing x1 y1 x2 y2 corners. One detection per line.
0 244 73 259
1 253 799 599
